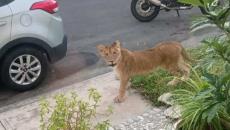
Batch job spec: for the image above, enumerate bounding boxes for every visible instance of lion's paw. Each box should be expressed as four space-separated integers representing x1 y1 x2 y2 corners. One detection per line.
167 80 179 86
113 96 126 103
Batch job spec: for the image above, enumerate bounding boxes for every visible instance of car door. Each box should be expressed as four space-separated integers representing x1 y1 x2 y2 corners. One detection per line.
0 0 12 47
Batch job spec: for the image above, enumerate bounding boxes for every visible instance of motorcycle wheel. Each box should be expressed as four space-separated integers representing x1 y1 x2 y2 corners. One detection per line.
131 0 161 22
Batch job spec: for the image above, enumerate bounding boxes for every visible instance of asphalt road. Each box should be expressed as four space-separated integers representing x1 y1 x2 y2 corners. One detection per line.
0 0 201 109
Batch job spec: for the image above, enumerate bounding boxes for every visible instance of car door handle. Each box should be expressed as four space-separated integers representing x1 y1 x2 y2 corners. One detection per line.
0 21 7 27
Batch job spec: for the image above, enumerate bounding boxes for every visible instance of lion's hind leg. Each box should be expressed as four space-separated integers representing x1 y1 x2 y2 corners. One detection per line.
176 56 190 82
179 62 190 81
165 64 182 86
167 56 190 86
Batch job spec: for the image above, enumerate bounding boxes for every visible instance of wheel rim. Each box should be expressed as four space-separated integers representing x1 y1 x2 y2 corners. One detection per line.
136 0 155 17
9 54 41 86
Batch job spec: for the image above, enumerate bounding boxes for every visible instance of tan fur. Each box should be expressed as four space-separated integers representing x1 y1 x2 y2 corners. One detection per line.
97 40 190 103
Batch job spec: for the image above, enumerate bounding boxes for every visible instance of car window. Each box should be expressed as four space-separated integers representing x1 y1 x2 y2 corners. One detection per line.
0 0 14 7
0 0 6 7
6 0 14 4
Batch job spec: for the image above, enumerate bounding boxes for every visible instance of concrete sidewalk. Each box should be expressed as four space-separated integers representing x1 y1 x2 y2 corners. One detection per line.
0 72 153 130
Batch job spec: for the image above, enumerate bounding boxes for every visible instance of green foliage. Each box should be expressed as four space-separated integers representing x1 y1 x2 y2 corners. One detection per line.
172 0 230 130
183 0 230 36
193 38 230 74
179 0 215 7
172 70 230 130
40 88 111 130
131 69 188 106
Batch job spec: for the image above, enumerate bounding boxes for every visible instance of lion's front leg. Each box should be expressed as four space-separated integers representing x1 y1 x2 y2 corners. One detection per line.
114 77 129 103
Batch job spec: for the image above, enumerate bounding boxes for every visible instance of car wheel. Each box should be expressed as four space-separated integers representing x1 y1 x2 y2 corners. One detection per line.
0 46 48 91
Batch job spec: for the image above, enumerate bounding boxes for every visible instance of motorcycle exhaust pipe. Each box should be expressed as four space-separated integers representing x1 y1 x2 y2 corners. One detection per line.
149 0 167 8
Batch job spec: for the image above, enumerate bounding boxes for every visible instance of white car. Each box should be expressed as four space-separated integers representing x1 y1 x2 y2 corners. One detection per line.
0 0 67 91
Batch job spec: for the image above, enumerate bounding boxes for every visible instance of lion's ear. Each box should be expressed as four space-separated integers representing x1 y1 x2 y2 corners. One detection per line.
112 40 121 48
96 44 105 52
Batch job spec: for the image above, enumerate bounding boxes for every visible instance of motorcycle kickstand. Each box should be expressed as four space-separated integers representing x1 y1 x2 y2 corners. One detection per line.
176 10 180 17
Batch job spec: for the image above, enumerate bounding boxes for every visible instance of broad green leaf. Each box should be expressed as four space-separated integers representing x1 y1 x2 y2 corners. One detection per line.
191 23 216 32
179 0 214 7
206 103 221 123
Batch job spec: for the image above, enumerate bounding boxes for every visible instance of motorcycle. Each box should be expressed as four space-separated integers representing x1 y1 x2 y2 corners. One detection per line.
131 0 208 22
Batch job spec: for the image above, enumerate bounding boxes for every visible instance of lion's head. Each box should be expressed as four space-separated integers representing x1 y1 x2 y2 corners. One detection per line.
97 40 121 67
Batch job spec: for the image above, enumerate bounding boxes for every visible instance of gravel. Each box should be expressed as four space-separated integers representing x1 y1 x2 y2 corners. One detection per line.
111 107 174 130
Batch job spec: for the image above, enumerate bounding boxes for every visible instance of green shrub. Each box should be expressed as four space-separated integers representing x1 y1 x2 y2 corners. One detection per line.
172 0 230 129
39 88 111 130
172 69 230 130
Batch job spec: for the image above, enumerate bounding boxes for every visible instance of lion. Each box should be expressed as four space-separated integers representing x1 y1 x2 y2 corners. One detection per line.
97 40 190 103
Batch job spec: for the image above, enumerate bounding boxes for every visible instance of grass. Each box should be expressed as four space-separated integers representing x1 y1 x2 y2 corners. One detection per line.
131 69 188 106
130 46 205 106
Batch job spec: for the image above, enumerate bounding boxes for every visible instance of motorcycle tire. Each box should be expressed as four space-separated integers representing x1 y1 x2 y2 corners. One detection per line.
131 0 161 22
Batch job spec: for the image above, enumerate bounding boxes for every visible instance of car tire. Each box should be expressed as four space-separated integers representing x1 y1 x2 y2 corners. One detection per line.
0 46 48 91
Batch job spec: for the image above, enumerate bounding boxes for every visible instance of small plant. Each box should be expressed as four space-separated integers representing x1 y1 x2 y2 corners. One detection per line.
40 88 111 130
